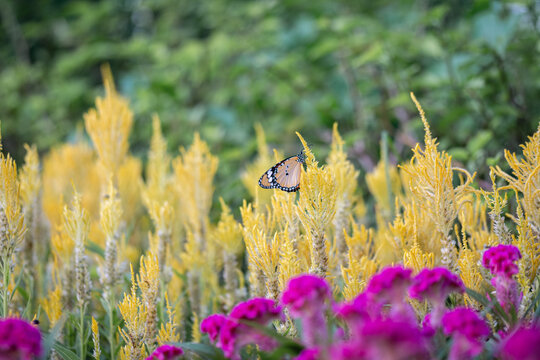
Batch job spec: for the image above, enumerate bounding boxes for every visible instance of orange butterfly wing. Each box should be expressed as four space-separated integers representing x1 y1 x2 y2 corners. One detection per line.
258 151 305 192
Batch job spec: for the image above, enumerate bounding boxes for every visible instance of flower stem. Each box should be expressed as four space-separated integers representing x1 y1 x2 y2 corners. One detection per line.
80 304 86 360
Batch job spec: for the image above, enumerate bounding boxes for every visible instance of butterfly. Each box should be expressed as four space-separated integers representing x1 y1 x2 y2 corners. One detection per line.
258 151 306 192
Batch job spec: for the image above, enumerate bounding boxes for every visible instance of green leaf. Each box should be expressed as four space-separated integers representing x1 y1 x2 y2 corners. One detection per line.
52 342 79 360
86 239 105 258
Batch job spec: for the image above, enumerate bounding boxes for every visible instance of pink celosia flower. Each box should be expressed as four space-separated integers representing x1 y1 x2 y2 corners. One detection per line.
334 293 377 338
442 308 490 360
364 266 415 321
359 318 430 360
146 344 184 360
201 314 227 343
499 325 540 360
482 244 522 278
282 274 332 347
0 318 42 360
202 298 281 360
409 267 464 326
281 274 331 317
229 297 282 324
364 266 412 303
482 245 523 313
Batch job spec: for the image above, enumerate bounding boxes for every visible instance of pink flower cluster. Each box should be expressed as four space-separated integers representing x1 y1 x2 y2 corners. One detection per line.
146 344 183 360
200 261 537 360
482 244 522 312
0 318 42 360
200 298 281 360
442 308 490 360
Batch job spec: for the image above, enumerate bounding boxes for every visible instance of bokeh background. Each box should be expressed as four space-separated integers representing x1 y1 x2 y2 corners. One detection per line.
1 0 539 211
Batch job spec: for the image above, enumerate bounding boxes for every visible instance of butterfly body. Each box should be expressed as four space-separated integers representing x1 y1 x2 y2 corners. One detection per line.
259 152 305 192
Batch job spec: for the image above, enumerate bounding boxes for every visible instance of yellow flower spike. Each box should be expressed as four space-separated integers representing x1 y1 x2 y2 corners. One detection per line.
173 133 218 248
215 198 243 255
513 192 540 283
19 144 42 274
99 177 122 299
0 153 26 259
493 123 540 227
42 143 101 227
480 171 512 244
327 123 359 260
19 144 41 207
91 317 101 360
147 201 174 270
244 227 281 299
63 190 91 308
278 227 302 292
457 247 485 306
295 132 337 278
42 285 62 327
191 312 201 343
401 93 474 270
366 160 401 221
84 64 133 179
341 255 378 300
118 264 147 360
157 294 180 345
144 114 172 205
137 254 160 346
344 222 375 260
403 243 434 274
117 156 142 222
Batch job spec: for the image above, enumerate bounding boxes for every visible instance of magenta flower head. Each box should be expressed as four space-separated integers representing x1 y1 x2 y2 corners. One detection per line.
482 244 521 278
145 344 183 360
201 314 227 343
229 297 282 324
409 267 464 303
281 274 331 317
442 308 490 360
204 298 281 360
281 274 332 347
0 318 42 360
499 325 540 360
365 266 412 303
482 245 523 312
334 293 376 337
359 318 430 360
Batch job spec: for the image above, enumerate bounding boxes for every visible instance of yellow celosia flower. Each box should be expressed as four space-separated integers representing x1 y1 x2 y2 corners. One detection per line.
214 198 243 255
42 285 62 327
42 142 101 227
457 248 484 305
137 254 160 345
366 159 401 222
0 153 26 257
84 64 133 178
403 242 434 273
295 132 337 278
157 294 180 345
144 114 172 205
326 123 359 259
341 255 378 300
191 311 201 343
63 190 91 307
278 227 302 292
173 133 218 247
117 156 142 222
401 93 473 269
19 144 41 207
91 317 101 360
493 123 540 226
118 265 147 360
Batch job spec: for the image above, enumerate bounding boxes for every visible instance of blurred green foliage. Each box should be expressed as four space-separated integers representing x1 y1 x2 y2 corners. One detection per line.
1 0 539 207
